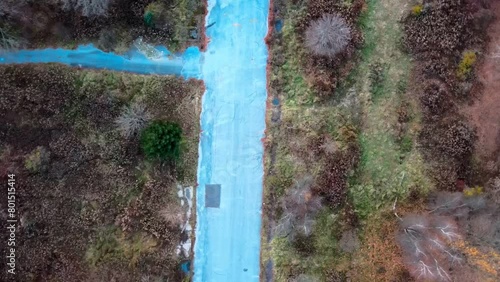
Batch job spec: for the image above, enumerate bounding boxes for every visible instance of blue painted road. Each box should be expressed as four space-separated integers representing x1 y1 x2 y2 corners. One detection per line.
194 0 269 281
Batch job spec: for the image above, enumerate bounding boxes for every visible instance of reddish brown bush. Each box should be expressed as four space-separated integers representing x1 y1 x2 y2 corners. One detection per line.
420 80 454 118
403 0 475 55
314 145 359 208
420 118 475 159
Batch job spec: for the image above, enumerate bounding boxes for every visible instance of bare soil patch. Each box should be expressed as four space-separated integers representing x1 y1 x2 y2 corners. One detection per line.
463 1 500 163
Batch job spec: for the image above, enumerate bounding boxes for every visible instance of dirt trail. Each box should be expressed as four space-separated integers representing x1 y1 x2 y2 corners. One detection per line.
463 2 500 162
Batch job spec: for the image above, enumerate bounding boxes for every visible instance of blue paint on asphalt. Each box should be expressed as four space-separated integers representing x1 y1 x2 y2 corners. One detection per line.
0 1 270 279
194 0 269 281
0 44 202 79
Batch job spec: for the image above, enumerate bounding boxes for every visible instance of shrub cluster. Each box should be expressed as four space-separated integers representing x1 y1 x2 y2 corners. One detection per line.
403 0 475 55
419 80 454 118
419 118 476 190
402 0 490 191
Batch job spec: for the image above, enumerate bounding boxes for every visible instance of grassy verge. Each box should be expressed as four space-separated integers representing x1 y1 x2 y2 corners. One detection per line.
264 0 433 280
347 0 432 218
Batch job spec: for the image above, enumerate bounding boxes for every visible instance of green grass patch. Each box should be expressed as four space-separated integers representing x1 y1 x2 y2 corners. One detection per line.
279 7 316 106
344 0 432 218
86 227 157 267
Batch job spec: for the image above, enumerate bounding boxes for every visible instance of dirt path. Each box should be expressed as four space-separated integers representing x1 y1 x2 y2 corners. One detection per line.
463 2 500 163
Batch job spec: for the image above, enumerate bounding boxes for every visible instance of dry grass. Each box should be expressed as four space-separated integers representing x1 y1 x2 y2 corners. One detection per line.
349 202 426 281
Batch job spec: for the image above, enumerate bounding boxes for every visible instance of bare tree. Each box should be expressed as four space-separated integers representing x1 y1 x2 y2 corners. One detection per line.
115 103 151 138
397 214 462 281
305 14 351 57
59 0 111 17
275 176 323 239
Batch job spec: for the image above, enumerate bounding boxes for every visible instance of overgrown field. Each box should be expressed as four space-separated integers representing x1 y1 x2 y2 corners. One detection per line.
0 0 205 52
263 0 500 281
0 64 202 281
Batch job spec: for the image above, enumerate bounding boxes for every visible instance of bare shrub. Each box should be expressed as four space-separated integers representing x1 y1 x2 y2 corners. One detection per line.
158 204 184 227
275 176 323 239
115 103 151 138
59 0 111 17
305 14 351 57
339 229 360 253
0 0 26 17
489 177 500 204
0 28 21 50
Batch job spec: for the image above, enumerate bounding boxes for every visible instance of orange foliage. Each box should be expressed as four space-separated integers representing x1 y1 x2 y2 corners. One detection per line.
349 213 407 281
453 240 500 277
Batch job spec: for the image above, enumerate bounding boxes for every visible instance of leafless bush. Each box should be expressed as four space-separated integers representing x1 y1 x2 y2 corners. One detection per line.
275 176 323 239
115 103 151 138
0 28 21 50
397 214 462 281
305 14 351 57
158 204 184 227
339 229 360 253
59 0 111 17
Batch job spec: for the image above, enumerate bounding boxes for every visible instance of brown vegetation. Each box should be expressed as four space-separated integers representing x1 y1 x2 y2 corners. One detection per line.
0 64 202 281
403 0 493 191
0 0 205 52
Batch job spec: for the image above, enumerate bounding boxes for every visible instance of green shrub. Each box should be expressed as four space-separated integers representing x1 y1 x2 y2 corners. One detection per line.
140 120 182 161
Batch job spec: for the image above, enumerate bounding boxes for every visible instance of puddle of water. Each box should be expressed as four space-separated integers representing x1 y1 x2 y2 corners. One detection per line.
275 19 283 33
272 97 280 106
